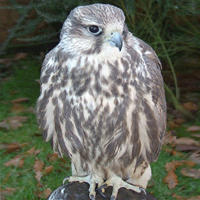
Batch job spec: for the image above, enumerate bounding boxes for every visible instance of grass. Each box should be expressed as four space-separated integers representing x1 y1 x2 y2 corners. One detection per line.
0 58 200 200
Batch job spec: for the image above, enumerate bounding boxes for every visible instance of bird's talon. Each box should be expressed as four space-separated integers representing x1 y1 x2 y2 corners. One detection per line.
89 194 95 200
110 196 116 200
96 188 107 199
139 187 146 194
98 183 108 190
63 177 69 185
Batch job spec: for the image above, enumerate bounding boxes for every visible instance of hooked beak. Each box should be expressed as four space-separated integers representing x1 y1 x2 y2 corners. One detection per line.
107 32 123 51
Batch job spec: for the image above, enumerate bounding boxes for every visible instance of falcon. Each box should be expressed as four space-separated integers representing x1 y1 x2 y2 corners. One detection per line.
36 3 166 200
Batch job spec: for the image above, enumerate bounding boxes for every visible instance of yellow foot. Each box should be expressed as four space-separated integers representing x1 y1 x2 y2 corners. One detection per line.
63 174 104 200
97 174 146 200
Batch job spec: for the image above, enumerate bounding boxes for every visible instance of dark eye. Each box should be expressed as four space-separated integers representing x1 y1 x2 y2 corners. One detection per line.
88 25 102 35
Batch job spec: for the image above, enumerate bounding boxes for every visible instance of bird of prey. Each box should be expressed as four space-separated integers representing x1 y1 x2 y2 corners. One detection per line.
36 3 166 200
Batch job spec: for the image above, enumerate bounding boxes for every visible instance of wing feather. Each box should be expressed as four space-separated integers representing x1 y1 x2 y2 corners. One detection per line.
139 39 167 161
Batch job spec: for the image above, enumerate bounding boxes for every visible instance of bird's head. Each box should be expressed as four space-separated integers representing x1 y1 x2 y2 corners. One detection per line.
60 4 129 57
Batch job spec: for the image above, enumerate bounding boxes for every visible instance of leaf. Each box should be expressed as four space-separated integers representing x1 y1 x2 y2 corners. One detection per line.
1 187 17 196
26 147 41 155
34 159 44 172
0 121 10 131
164 148 179 156
4 155 24 168
163 171 178 189
0 58 12 66
165 161 177 172
170 121 181 129
33 159 44 183
5 142 28 153
163 131 176 145
11 98 30 104
182 102 199 113
3 172 11 184
165 160 196 172
3 116 29 130
172 193 187 200
176 144 200 152
35 190 44 198
11 90 19 95
191 134 200 138
173 117 186 125
26 147 36 155
34 188 52 199
187 126 200 132
6 143 21 153
183 161 197 168
47 152 59 162
189 151 200 164
35 171 43 183
44 166 53 175
187 196 200 200
10 104 26 113
44 188 52 198
27 106 35 113
175 137 199 146
13 52 28 61
181 168 200 179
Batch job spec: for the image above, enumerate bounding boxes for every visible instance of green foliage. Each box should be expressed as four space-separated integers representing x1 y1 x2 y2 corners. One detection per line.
1 0 199 109
2 0 199 54
0 59 41 104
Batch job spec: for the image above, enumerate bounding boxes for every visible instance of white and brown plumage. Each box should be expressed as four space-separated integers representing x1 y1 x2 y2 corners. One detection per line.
36 3 166 200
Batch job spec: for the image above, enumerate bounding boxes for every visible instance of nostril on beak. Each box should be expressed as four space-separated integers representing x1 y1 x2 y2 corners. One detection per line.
108 32 123 51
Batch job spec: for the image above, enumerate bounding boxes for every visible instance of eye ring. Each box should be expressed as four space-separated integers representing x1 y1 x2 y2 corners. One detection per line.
88 25 102 35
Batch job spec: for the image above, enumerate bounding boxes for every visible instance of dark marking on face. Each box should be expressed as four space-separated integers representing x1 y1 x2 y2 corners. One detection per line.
122 24 128 38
